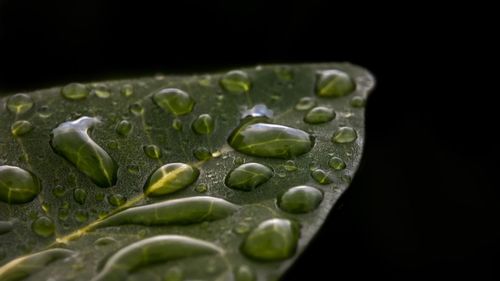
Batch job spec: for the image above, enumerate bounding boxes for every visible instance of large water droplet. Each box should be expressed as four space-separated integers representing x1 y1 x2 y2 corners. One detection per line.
316 69 355 97
115 120 133 136
192 114 214 135
50 117 118 187
241 218 299 261
0 221 13 235
328 156 346 170
0 165 41 204
332 126 357 143
32 216 55 237
144 163 199 196
278 185 323 214
311 169 332 184
7 93 34 114
220 70 251 93
304 106 336 124
61 83 90 100
143 144 162 159
225 163 273 191
152 88 195 116
73 188 87 205
11 120 33 136
228 121 314 159
295 97 316 111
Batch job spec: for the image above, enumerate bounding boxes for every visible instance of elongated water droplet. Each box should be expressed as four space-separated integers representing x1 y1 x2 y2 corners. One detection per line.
225 163 273 191
316 69 356 97
311 169 332 184
97 196 238 228
295 97 316 111
11 120 33 136
332 126 357 143
92 235 222 281
91 85 111 98
304 106 336 124
193 147 212 161
220 70 251 93
0 165 41 204
144 163 199 196
152 88 195 116
0 221 13 235
241 219 299 261
50 117 118 187
115 120 133 136
351 96 366 107
32 216 55 237
143 144 162 159
328 156 346 170
7 93 34 114
278 185 323 214
235 265 255 281
228 121 314 159
73 188 87 204
107 194 127 207
192 114 214 135
61 83 90 100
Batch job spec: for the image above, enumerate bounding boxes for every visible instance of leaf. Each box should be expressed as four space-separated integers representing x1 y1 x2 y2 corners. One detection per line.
0 63 374 281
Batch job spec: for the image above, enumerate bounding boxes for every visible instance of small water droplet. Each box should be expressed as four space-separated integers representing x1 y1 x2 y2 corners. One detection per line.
61 83 90 100
0 165 41 204
120 84 134 97
278 185 323 214
11 120 33 136
295 97 316 111
192 114 214 135
144 163 199 196
350 96 366 107
328 157 346 170
233 222 251 234
152 88 195 116
116 120 133 136
143 144 162 159
332 126 357 143
316 69 356 97
94 237 117 246
75 210 88 222
195 183 208 193
275 66 294 81
91 85 111 98
37 105 52 118
73 188 87 205
129 103 144 116
311 169 332 184
127 164 140 174
220 70 251 93
95 192 105 201
304 106 336 124
284 160 298 172
7 93 34 114
225 163 273 191
235 265 255 281
58 207 69 221
341 174 352 183
32 216 55 237
172 118 183 131
107 194 127 207
193 147 212 161
242 104 273 119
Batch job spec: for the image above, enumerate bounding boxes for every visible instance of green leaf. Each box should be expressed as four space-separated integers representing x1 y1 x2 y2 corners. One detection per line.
0 63 374 281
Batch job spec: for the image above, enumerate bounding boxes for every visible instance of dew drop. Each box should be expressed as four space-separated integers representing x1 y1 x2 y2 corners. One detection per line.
7 93 34 114
295 97 316 111
152 88 195 116
73 188 87 205
51 185 65 198
144 163 199 196
127 164 140 175
58 207 69 221
332 126 357 143
192 114 214 135
351 96 366 107
75 210 88 222
0 221 13 235
37 105 52 118
115 120 133 136
0 165 41 204
61 83 90 100
143 144 162 159
94 237 118 246
241 219 299 261
120 84 134 97
32 216 55 237
220 70 251 93
316 69 356 97
172 118 183 131
278 185 323 214
284 160 298 172
311 169 332 184
11 120 33 136
225 163 273 191
95 192 105 201
107 194 127 207
91 85 111 98
242 104 273 119
235 265 255 281
233 222 251 234
129 103 144 116
304 106 336 124
193 147 212 161
328 157 346 170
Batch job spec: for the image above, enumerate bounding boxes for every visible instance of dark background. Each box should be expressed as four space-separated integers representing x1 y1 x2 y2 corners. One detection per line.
1 1 498 280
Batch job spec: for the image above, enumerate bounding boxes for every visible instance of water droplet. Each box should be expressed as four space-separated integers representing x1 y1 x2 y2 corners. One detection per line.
311 169 332 184
328 157 346 170
316 69 356 97
192 114 214 135
95 192 105 201
242 104 273 119
144 163 199 196
91 85 111 98
304 106 336 124
75 210 88 222
10 120 33 136
172 118 183 131
94 237 117 246
116 120 133 136
228 121 314 159
284 160 298 172
278 185 323 214
351 96 366 107
241 219 299 261
61 83 90 100
220 70 251 93
0 221 13 235
225 163 273 191
0 249 74 280
195 183 208 193
51 185 65 198
193 147 212 161
32 216 55 237
233 222 251 234
107 194 127 207
235 265 255 281
275 66 294 81
152 88 195 116
127 164 140 174
143 144 162 159
233 156 245 165
295 97 316 111
7 93 34 114
58 207 69 221
0 165 41 204
50 117 118 187
341 174 352 183
332 126 357 143
37 105 52 118
120 84 134 97
129 103 144 116
73 188 87 204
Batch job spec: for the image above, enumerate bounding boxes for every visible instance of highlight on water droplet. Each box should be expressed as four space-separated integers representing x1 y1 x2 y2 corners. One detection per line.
328 156 346 170
0 165 41 204
278 185 323 214
220 70 251 93
152 88 195 116
144 163 199 196
11 120 33 136
115 120 133 136
31 216 55 238
192 114 214 135
61 83 90 100
7 93 34 114
295 97 316 111
311 169 332 184
316 69 356 97
332 126 357 143
143 144 162 159
225 163 273 191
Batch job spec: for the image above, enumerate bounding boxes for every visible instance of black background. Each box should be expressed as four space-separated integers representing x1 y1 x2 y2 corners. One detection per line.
0 1 498 280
